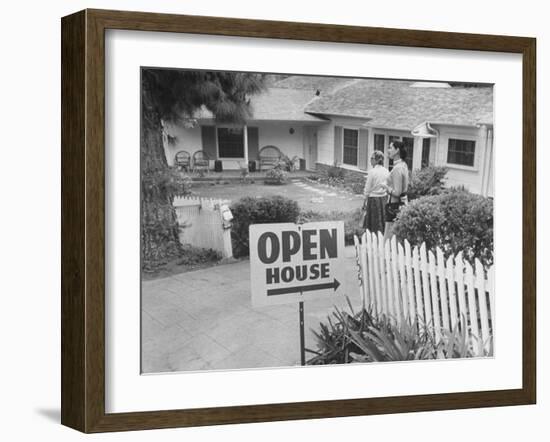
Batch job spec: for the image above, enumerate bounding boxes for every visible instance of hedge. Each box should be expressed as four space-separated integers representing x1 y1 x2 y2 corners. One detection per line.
230 195 300 257
393 188 493 267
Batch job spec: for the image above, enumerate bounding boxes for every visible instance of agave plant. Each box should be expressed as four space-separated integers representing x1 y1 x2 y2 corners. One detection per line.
307 299 492 365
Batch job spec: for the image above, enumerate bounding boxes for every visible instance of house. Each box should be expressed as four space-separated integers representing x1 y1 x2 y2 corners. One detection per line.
162 75 494 197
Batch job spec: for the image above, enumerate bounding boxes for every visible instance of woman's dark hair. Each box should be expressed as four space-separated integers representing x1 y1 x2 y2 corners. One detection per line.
392 140 408 160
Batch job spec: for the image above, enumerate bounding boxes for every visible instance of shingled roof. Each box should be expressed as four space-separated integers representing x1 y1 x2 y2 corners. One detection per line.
194 76 492 127
303 79 493 129
273 75 351 95
248 88 326 121
195 87 326 122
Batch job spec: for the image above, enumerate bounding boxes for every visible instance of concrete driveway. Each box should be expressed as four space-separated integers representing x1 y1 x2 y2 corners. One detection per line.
141 246 363 373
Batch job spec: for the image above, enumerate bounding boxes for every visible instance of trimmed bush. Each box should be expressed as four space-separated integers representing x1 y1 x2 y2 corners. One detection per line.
230 196 300 257
407 165 448 201
264 167 288 185
393 188 493 267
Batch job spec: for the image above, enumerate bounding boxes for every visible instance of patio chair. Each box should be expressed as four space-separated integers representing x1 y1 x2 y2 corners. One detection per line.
192 150 210 174
258 145 282 171
174 150 191 171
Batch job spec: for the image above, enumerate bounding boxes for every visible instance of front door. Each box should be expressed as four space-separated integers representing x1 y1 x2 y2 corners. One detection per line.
304 127 318 170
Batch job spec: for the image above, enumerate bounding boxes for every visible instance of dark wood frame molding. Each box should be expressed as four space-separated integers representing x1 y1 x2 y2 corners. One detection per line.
61 9 536 433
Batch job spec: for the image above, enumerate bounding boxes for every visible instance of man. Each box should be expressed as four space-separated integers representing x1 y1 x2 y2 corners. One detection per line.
384 140 409 240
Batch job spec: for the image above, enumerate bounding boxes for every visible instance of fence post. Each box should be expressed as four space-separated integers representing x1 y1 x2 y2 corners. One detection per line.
371 232 382 317
428 251 442 342
404 240 416 324
455 252 468 334
365 231 377 315
464 260 482 355
397 242 409 324
412 245 424 325
419 243 433 332
436 248 450 332
376 231 388 318
475 259 491 354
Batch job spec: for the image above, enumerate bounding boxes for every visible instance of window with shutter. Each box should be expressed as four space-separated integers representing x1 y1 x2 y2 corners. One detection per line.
217 127 244 158
342 128 358 166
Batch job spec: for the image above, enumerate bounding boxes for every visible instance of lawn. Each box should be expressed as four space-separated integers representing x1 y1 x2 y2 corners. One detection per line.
190 179 364 213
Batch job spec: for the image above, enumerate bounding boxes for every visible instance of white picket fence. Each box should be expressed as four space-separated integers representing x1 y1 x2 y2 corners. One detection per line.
173 196 233 259
354 230 494 355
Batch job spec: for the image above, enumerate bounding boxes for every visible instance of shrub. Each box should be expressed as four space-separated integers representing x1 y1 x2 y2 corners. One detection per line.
326 162 346 179
264 167 288 185
407 166 448 201
176 244 222 266
313 163 366 194
142 166 192 198
393 188 493 267
276 154 299 172
230 196 300 257
345 174 366 195
298 208 363 245
319 162 346 184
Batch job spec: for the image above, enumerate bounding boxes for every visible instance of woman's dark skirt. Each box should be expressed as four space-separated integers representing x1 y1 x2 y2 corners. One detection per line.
363 196 386 234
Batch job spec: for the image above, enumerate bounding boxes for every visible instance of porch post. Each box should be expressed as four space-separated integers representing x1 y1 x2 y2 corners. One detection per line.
478 124 489 196
412 137 422 170
243 124 249 170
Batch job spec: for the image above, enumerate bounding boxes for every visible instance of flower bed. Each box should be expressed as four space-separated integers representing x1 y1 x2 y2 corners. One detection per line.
310 163 366 195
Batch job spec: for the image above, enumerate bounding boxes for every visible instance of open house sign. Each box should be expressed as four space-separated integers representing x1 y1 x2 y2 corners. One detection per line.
250 221 347 307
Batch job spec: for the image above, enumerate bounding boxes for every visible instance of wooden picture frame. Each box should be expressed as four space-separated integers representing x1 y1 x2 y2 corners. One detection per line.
61 9 536 433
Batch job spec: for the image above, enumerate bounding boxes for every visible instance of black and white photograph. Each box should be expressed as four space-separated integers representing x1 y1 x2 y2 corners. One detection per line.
3 0 546 437
140 68 495 374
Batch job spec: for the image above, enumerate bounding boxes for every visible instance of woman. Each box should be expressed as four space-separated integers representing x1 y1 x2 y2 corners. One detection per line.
362 150 389 234
384 140 409 240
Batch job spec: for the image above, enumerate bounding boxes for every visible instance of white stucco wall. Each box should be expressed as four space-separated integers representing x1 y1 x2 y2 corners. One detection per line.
162 122 202 167
433 125 491 195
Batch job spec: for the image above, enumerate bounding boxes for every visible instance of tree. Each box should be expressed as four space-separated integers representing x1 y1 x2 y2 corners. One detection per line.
141 69 266 270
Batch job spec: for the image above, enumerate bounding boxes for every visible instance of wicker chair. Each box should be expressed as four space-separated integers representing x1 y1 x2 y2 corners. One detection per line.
192 150 210 174
258 145 282 171
174 150 191 171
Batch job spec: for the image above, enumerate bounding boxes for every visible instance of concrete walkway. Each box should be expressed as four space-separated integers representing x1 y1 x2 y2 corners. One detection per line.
142 246 363 373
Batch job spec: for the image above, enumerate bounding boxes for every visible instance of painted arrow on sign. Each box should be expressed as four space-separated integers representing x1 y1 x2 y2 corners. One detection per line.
266 279 341 297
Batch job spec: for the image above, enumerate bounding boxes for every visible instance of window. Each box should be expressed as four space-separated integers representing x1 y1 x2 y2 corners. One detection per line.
374 133 385 152
217 127 244 158
343 128 358 166
447 138 476 167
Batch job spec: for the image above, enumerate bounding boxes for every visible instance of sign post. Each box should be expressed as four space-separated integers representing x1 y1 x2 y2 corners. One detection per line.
299 299 305 366
249 221 347 366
